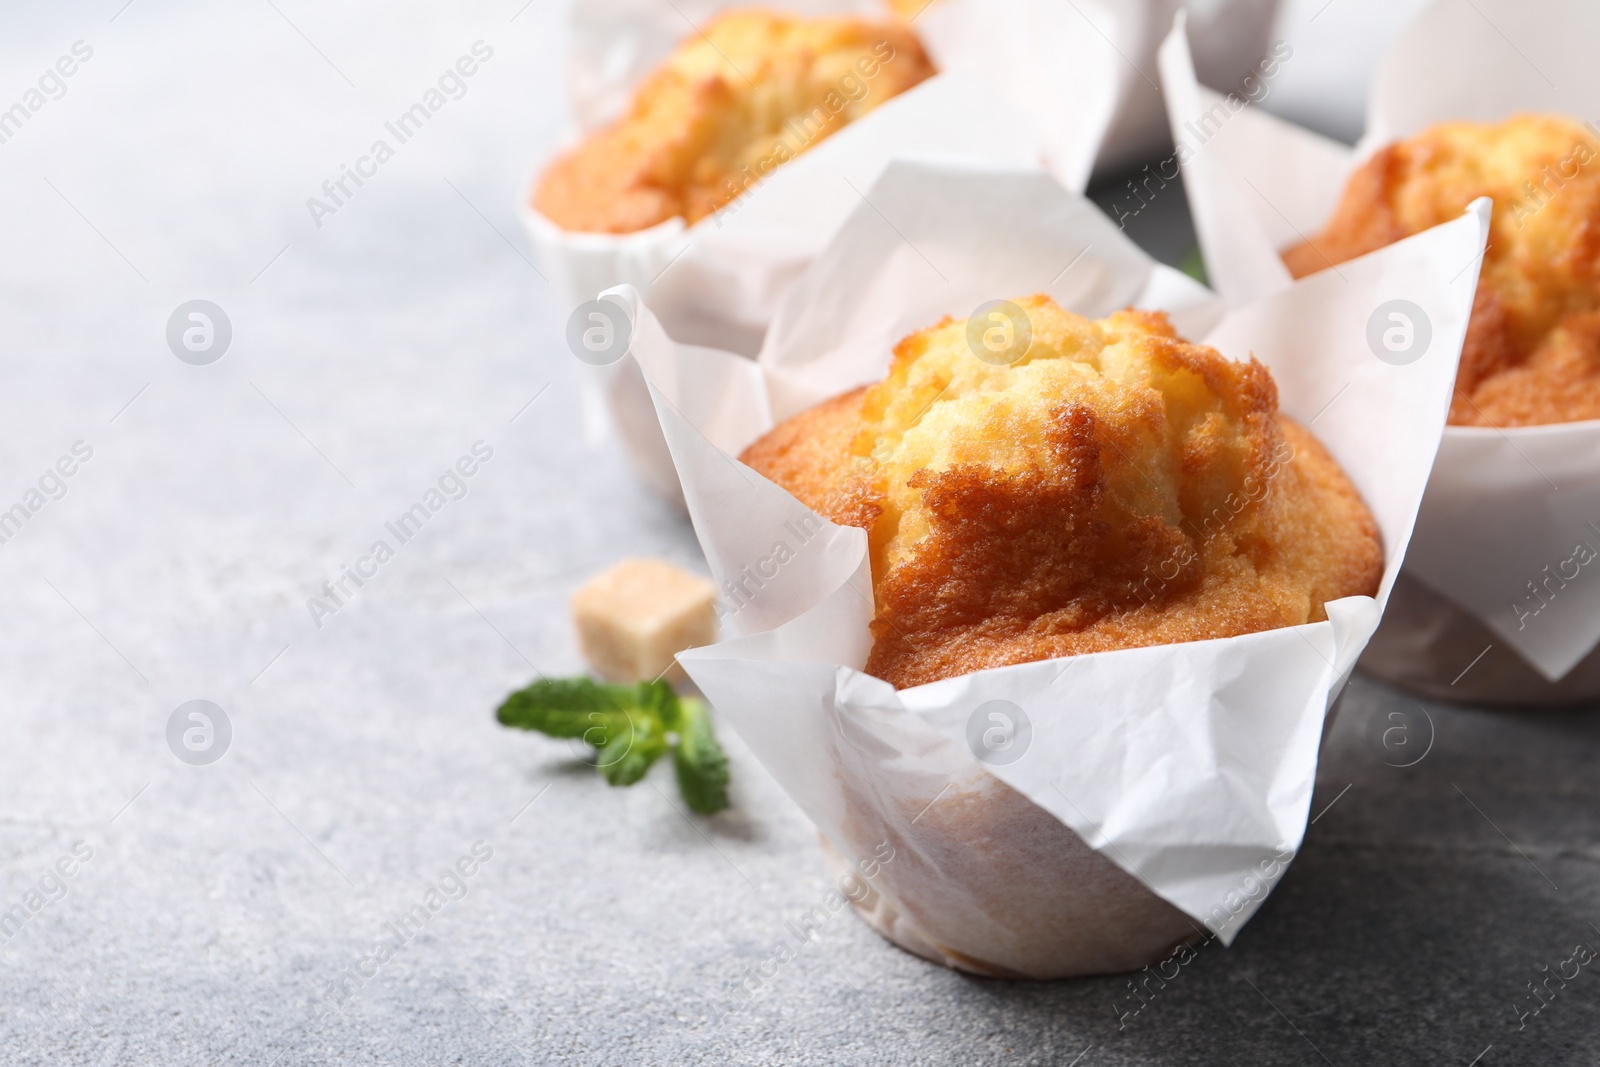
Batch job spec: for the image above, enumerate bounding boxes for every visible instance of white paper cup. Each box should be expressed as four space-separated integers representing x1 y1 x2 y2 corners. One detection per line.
1361 574 1600 706
815 779 1198 979
622 158 1484 976
1159 0 1600 701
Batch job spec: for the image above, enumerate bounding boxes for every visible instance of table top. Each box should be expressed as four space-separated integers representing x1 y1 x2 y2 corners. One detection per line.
1 4 1595 1065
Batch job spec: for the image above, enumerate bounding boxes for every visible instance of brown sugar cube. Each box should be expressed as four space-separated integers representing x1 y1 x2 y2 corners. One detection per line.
570 558 717 683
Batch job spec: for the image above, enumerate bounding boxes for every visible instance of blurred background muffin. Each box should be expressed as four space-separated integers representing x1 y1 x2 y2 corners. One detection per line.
534 9 934 233
1285 114 1600 428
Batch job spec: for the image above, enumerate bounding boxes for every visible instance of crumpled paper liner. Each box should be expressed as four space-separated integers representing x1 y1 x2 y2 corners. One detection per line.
527 0 1282 505
814 777 1197 978
1362 573 1600 707
522 71 1042 353
615 157 1483 977
1159 1 1600 701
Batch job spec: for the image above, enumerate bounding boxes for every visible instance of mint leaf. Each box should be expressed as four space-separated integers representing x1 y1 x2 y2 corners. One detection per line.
497 677 673 786
496 675 728 812
594 705 669 787
672 697 729 814
496 677 635 739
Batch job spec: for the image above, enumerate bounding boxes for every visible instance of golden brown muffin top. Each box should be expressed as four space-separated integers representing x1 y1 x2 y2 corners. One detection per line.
1285 114 1600 427
740 295 1383 688
534 9 934 234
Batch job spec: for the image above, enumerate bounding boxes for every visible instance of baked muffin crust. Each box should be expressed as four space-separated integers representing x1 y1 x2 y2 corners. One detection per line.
741 295 1383 688
1285 114 1600 427
534 9 934 234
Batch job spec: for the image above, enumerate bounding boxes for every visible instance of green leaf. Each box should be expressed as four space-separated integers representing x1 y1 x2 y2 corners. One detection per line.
635 678 683 732
497 677 675 741
672 697 729 814
595 705 670 786
497 676 675 784
495 675 728 813
496 677 633 738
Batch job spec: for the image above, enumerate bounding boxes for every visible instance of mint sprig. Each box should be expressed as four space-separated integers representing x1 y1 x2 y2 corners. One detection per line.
672 695 729 815
496 677 729 813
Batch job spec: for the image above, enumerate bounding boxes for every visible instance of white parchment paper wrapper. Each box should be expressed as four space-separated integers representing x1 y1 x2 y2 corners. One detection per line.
613 158 1485 976
1160 1 1600 691
528 0 1057 354
535 0 1290 336
531 0 1282 507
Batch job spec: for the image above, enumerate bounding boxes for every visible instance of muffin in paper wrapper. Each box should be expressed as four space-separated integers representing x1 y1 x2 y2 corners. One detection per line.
525 0 1283 504
1160 1 1600 704
607 158 1484 978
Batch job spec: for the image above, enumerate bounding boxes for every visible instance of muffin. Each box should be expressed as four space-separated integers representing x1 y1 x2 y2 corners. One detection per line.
740 294 1383 688
534 9 935 234
1285 114 1600 428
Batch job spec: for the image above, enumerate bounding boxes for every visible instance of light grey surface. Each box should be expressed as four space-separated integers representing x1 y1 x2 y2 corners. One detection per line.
1 3 1597 1065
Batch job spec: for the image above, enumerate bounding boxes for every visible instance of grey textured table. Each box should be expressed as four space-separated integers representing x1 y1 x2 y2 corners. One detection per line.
1 3 1596 1065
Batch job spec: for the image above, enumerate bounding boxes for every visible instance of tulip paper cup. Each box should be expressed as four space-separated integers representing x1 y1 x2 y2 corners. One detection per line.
606 158 1484 978
1160 0 1600 704
529 0 1281 506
